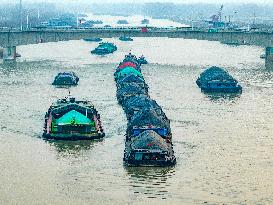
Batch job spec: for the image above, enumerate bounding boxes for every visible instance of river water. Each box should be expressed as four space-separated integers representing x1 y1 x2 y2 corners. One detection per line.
0 37 273 205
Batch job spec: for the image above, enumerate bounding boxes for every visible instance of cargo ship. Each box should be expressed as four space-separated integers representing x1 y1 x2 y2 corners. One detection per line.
123 130 175 166
196 66 242 93
138 56 148 65
52 72 79 86
114 53 176 166
117 20 129 24
91 42 117 55
141 19 150 24
119 36 133 41
122 95 162 120
43 97 105 140
83 37 102 42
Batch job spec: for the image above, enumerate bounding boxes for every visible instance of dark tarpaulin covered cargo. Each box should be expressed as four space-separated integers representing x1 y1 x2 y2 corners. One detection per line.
116 73 145 84
127 108 171 135
123 95 163 118
115 53 176 167
130 130 169 152
196 66 242 93
52 72 79 86
116 83 148 103
117 82 148 93
197 66 237 86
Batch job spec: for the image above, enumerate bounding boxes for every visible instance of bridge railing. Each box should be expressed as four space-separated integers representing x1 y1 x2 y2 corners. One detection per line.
1 27 273 48
1 25 273 34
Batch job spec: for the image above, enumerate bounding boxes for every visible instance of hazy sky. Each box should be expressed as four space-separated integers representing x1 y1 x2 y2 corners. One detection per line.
4 0 273 4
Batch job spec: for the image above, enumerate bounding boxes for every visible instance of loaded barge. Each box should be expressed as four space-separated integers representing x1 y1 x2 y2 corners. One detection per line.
91 42 117 55
43 97 104 140
52 72 79 86
114 53 176 166
196 66 242 93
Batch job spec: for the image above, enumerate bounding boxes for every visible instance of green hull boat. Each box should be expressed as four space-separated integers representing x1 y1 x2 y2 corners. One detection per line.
43 97 105 140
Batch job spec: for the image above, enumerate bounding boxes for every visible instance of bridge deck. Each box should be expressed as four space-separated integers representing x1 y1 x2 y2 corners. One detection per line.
0 28 273 47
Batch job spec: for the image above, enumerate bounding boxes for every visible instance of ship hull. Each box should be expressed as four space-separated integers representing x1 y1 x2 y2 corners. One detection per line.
124 158 176 167
43 132 105 140
200 86 242 93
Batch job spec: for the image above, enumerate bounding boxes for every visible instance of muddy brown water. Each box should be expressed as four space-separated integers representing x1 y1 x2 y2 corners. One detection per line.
0 38 272 204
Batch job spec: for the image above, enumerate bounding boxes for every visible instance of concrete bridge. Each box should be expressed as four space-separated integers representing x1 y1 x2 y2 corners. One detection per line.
1 28 273 67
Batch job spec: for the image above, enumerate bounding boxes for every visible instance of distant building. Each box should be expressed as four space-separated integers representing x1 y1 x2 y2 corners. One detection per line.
45 13 77 28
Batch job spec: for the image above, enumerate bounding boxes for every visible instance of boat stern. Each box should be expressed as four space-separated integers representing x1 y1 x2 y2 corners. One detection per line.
124 149 176 167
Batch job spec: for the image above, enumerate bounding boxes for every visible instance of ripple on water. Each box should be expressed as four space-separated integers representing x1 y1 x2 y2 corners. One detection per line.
125 166 176 200
1 38 273 204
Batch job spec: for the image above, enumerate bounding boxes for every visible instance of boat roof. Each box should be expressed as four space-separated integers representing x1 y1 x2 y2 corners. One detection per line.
56 110 93 125
50 98 96 118
116 67 143 78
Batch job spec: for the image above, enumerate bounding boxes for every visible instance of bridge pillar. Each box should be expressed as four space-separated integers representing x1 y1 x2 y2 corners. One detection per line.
265 47 273 69
3 46 16 63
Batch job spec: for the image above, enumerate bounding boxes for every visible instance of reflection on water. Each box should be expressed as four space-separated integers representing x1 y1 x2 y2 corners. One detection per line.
46 139 103 157
204 92 242 102
1 38 273 204
126 166 175 200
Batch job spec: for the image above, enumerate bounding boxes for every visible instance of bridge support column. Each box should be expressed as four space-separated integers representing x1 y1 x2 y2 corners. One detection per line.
3 46 16 63
265 47 273 69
